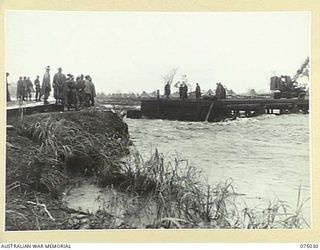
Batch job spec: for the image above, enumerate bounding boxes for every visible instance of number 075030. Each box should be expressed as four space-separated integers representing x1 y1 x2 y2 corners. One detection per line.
300 244 319 248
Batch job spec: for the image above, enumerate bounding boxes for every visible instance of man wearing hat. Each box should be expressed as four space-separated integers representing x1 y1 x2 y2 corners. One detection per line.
76 74 86 107
215 82 226 100
41 66 51 104
88 76 96 106
66 74 79 111
84 75 96 107
164 81 170 99
6 72 10 102
53 67 67 105
22 76 28 101
195 83 201 100
34 75 41 101
16 76 23 101
26 77 34 101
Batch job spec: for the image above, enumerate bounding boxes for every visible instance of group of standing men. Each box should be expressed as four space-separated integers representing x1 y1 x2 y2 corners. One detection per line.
164 81 194 100
178 82 189 100
164 81 225 100
164 81 201 100
16 76 37 101
215 82 226 99
14 66 96 110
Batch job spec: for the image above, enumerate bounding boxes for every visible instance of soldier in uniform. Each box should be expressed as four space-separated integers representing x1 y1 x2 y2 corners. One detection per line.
215 82 226 100
179 83 183 99
222 84 226 99
164 81 171 99
6 72 11 102
215 82 222 99
88 76 96 106
53 67 67 104
26 77 34 101
41 66 51 105
195 83 201 100
83 75 96 107
66 74 79 111
76 74 86 107
22 76 28 101
34 76 41 101
16 77 24 101
182 82 188 99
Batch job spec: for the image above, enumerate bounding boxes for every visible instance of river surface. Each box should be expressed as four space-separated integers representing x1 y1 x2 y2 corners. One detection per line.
126 114 310 217
63 113 310 227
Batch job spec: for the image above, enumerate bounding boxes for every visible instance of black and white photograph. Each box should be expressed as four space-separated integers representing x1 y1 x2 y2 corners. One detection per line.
5 10 310 231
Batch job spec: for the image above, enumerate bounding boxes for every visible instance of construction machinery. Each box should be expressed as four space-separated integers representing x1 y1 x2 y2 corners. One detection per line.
270 57 309 99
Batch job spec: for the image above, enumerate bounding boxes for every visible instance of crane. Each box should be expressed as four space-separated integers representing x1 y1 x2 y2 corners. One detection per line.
270 57 309 99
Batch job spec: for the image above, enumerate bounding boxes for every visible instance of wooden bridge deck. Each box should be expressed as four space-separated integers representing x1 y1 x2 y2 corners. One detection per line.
6 101 64 118
131 97 309 122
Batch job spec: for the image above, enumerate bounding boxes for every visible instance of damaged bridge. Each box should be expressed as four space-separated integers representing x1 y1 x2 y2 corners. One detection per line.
127 98 309 122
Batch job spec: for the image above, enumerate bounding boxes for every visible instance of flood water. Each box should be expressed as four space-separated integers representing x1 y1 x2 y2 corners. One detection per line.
63 113 311 226
126 114 310 216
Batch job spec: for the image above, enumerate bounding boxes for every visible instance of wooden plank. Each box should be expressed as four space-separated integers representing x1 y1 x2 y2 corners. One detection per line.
7 104 64 118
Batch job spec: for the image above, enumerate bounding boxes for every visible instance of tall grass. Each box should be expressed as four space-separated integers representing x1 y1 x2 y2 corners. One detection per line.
6 110 130 230
16 113 129 193
106 149 310 229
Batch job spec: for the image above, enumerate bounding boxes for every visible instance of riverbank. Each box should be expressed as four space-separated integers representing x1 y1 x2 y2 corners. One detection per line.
6 110 309 230
6 109 130 230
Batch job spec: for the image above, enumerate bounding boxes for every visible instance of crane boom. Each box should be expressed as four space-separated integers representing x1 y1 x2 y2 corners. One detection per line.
292 57 309 82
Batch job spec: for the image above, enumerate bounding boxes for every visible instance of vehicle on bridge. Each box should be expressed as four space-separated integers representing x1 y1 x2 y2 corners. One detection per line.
270 57 309 99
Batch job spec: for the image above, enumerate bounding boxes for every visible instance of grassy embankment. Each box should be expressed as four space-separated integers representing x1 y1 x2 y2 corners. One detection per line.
6 109 309 230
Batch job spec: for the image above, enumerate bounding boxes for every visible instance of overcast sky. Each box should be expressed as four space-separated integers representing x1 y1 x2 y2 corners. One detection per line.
5 11 310 94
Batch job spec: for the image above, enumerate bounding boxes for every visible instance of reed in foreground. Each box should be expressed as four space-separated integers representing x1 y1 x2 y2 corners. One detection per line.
100 149 310 229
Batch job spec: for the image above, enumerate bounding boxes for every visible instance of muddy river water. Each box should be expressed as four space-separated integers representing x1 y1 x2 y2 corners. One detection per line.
64 113 311 226
127 114 310 212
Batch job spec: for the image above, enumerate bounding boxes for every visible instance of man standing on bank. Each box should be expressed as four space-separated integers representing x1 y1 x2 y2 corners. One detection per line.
89 76 96 106
66 74 79 111
6 72 10 102
84 75 96 107
42 66 51 105
53 67 67 104
26 77 34 101
17 76 23 101
34 75 41 102
22 76 28 101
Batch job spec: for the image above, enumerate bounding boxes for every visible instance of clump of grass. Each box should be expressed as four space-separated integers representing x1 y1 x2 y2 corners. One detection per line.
103 149 238 228
16 112 129 193
238 187 310 229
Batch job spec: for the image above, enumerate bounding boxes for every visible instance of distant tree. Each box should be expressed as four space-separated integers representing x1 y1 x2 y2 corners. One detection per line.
163 67 178 85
